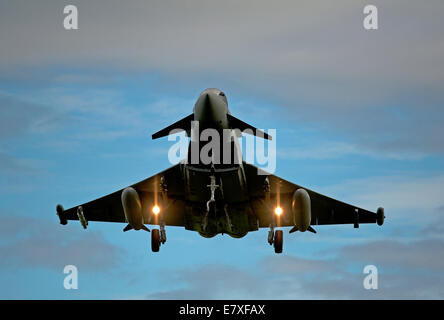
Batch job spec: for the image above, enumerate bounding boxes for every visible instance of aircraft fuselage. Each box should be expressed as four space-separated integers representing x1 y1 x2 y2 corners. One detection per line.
181 89 258 238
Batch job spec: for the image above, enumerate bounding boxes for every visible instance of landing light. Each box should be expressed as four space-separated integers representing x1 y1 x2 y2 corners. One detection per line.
152 205 160 215
274 206 283 216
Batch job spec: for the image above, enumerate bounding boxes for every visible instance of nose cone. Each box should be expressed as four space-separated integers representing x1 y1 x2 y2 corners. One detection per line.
194 90 228 128
194 92 213 120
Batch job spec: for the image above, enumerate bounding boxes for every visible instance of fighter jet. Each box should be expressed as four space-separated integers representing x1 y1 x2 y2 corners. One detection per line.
56 88 385 254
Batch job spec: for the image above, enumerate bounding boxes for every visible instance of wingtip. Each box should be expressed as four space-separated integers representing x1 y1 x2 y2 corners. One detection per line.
56 204 64 214
56 204 67 225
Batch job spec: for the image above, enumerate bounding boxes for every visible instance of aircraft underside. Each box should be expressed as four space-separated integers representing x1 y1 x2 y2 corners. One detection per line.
56 88 384 255
184 201 258 239
182 163 259 238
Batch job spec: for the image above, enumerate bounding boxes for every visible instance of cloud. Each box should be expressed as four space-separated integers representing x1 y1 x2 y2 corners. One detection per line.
1 0 444 156
0 93 62 139
0 214 124 272
315 174 444 222
0 0 443 300
144 233 444 299
141 212 444 300
278 141 426 161
0 150 33 174
261 255 338 274
421 209 444 238
341 239 444 272
12 85 194 144
0 148 51 194
146 264 263 299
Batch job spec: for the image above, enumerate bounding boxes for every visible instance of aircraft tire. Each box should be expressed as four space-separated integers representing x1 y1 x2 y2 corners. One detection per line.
151 229 160 252
274 230 283 254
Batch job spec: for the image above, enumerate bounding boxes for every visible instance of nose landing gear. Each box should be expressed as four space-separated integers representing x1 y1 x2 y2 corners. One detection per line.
202 174 219 233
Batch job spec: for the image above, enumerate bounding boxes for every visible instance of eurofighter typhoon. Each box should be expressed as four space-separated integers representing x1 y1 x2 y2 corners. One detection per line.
56 88 385 253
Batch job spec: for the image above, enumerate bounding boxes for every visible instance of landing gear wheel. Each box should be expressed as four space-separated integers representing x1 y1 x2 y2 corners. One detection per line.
274 230 283 254
151 229 160 252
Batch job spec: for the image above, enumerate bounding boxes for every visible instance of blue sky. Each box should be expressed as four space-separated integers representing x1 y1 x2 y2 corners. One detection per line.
1 0 444 299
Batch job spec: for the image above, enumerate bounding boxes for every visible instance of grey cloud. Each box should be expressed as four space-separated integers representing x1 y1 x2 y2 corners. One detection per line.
421 211 444 237
144 258 444 299
278 141 427 161
146 264 263 299
0 149 51 194
301 272 444 299
0 150 33 174
27 87 180 140
315 174 444 221
0 0 441 161
261 255 340 274
144 231 444 299
1 0 444 156
0 214 124 271
341 239 444 272
0 93 62 139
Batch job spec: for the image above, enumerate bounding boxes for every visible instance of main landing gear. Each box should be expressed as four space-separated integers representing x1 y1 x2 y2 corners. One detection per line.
268 224 283 254
151 223 167 252
151 229 160 252
274 230 283 254
150 176 169 253
264 178 283 254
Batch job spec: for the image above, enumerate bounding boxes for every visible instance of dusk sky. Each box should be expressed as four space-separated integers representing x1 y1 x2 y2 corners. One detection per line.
1 0 443 299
